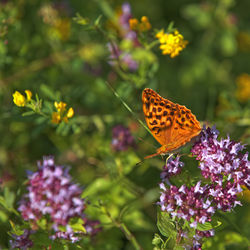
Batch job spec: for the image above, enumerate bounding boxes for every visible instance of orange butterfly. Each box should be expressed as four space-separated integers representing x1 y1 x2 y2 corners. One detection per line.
142 88 201 159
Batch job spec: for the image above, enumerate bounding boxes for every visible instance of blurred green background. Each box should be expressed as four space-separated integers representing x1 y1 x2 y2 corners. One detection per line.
0 0 249 249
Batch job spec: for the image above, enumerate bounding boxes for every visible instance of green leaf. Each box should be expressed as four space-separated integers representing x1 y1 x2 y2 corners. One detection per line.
72 124 81 134
97 0 115 20
94 15 103 27
31 231 54 248
56 121 67 134
36 218 47 230
157 209 176 238
4 187 15 209
73 13 90 25
196 221 213 231
69 218 87 233
0 196 7 208
61 123 71 136
22 111 35 116
40 84 58 100
35 116 47 124
196 220 222 231
0 210 8 222
9 220 24 236
167 21 175 33
173 246 185 250
152 233 164 246
212 220 222 229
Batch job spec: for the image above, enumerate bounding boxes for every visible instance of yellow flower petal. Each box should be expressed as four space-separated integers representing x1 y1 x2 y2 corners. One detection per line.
54 101 67 112
13 91 26 107
129 18 139 30
141 16 149 23
156 29 164 39
139 16 151 31
67 107 74 118
156 29 188 58
51 112 61 124
25 90 32 102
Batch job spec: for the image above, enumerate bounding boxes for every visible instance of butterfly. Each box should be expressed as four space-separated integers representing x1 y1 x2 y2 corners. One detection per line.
142 88 201 159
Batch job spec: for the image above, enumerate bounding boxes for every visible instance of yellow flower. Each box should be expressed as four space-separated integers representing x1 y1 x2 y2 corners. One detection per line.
129 16 151 32
13 91 26 107
54 101 67 112
51 101 74 124
156 29 164 39
139 16 151 31
156 29 188 58
236 73 250 102
67 107 74 118
51 112 61 124
13 90 33 107
25 90 32 101
129 18 139 30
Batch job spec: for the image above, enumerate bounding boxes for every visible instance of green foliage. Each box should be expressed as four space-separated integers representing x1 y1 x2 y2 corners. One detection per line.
0 0 249 249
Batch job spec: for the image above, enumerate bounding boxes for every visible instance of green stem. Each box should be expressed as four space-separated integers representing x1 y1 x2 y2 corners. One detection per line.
146 39 160 50
101 204 143 250
119 223 143 250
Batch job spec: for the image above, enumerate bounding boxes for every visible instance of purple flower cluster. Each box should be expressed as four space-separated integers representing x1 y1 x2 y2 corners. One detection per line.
107 43 138 71
111 125 136 151
179 228 214 250
9 230 33 250
107 2 139 71
50 230 81 243
119 2 140 46
159 181 215 228
160 156 184 181
191 229 214 250
158 126 249 249
191 126 249 211
50 219 101 243
18 156 100 243
83 218 102 236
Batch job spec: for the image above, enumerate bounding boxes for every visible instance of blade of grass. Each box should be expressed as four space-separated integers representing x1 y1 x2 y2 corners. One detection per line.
105 81 152 136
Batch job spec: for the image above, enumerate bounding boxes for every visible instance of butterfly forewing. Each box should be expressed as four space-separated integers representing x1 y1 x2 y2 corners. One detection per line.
142 88 176 146
142 88 201 158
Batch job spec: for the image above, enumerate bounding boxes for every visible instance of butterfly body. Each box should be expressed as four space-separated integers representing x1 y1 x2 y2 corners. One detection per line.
142 88 201 159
